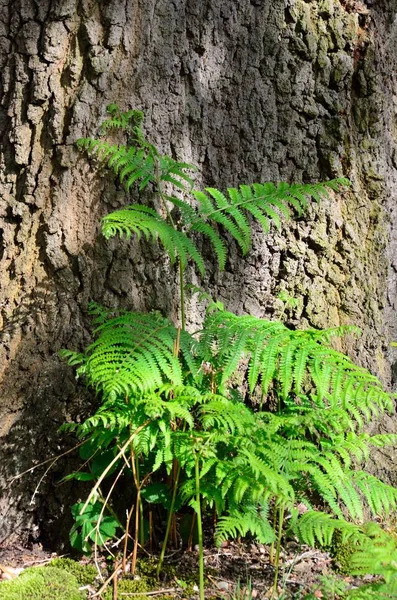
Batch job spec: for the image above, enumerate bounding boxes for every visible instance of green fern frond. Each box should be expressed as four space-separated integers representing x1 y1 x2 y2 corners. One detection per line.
193 190 249 254
198 396 255 434
102 205 206 274
191 220 228 270
291 510 362 547
314 454 364 521
215 505 275 546
238 449 295 501
191 179 349 259
199 310 393 423
159 155 196 190
59 349 85 367
342 525 397 599
352 471 397 517
76 139 156 191
64 310 191 397
100 105 144 133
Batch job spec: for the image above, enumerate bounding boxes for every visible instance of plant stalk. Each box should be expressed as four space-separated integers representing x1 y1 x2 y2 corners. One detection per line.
269 506 278 565
195 452 205 600
132 488 141 574
156 462 181 579
272 504 285 598
136 457 145 547
179 260 186 331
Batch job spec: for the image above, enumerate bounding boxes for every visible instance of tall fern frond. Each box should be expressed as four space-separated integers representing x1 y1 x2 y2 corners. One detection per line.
76 139 157 191
100 105 144 133
352 471 397 517
77 109 350 275
198 396 255 434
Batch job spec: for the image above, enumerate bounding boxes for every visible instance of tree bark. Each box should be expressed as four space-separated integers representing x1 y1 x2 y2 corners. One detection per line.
0 0 396 545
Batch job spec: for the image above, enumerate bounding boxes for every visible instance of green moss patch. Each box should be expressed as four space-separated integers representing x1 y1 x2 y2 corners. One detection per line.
49 558 97 586
0 566 84 600
103 576 173 600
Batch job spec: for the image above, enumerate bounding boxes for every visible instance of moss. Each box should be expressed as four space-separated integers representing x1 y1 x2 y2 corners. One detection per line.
103 575 173 600
49 558 97 586
331 532 358 574
100 557 199 600
0 566 84 600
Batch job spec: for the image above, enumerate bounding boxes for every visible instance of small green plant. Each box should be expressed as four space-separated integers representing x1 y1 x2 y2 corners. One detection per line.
68 500 120 554
230 578 254 600
305 574 349 600
61 105 397 600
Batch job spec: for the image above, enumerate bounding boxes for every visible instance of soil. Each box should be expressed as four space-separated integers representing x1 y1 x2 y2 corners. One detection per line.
0 538 372 599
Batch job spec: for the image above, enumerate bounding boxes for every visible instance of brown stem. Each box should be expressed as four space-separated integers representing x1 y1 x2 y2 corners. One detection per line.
123 502 135 572
132 488 141 574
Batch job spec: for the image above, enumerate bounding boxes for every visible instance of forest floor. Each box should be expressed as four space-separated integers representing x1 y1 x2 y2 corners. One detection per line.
0 537 375 599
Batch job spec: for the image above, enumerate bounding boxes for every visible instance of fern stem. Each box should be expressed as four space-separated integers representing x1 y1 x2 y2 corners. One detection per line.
155 157 186 331
194 451 205 600
269 507 278 565
123 501 135 572
272 504 285 598
131 488 141 574
179 261 186 331
156 462 181 579
136 458 145 547
156 326 184 578
129 426 142 574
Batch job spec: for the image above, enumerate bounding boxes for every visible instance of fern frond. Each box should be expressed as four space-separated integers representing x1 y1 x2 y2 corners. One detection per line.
190 179 349 260
193 190 249 254
198 396 255 434
102 205 206 275
100 105 144 133
64 310 190 397
314 454 363 521
159 155 196 190
215 505 275 546
291 510 362 547
59 349 85 367
199 310 393 425
76 139 156 191
352 471 397 518
343 525 397 599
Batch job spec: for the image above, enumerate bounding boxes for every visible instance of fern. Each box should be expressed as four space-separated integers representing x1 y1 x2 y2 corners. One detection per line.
192 179 349 258
215 505 275 546
100 104 144 133
348 524 397 580
311 524 397 599
76 107 350 274
352 471 397 517
64 105 397 598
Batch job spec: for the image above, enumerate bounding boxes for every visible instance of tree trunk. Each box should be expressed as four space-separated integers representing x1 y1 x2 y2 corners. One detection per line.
1 0 396 546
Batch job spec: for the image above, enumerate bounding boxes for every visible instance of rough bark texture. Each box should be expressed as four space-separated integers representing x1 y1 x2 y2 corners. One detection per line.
0 0 397 546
